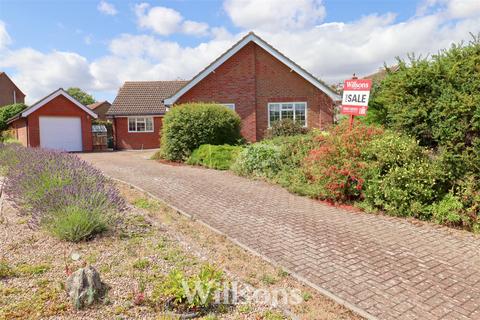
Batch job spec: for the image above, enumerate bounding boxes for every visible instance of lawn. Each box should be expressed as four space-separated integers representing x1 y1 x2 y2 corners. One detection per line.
0 180 359 320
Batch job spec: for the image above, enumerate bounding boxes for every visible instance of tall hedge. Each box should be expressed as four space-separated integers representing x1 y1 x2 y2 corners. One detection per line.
160 103 242 161
367 37 480 151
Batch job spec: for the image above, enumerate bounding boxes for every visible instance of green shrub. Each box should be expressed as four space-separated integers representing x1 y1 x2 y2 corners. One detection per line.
160 103 242 161
302 121 383 202
361 130 424 174
264 118 308 138
231 143 282 178
42 206 109 242
0 103 28 131
430 193 464 226
266 133 320 196
153 265 223 309
368 37 480 151
365 159 445 219
187 144 243 170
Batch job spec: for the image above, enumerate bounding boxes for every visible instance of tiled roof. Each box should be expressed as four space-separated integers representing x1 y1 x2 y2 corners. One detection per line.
363 65 400 82
88 100 110 110
107 81 188 116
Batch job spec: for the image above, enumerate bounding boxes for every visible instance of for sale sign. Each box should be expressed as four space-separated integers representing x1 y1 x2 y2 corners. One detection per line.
341 79 372 116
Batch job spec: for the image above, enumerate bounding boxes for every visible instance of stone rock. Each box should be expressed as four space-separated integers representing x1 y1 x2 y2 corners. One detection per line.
65 266 105 309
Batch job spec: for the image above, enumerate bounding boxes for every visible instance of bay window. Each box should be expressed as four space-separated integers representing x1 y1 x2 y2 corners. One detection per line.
128 117 154 132
268 102 307 127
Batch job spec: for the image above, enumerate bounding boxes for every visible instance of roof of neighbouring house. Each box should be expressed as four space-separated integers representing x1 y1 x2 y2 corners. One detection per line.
164 31 341 105
88 100 111 110
363 65 400 83
107 80 188 116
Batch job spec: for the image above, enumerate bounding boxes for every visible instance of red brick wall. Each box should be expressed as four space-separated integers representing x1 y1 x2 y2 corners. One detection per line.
254 45 334 139
25 95 93 151
0 73 25 107
176 42 334 141
113 116 162 150
9 118 28 147
177 42 257 141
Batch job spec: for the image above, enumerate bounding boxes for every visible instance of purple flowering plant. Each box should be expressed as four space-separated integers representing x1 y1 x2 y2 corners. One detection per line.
0 144 125 241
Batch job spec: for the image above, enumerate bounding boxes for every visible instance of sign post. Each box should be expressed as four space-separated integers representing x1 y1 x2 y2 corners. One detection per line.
341 77 372 128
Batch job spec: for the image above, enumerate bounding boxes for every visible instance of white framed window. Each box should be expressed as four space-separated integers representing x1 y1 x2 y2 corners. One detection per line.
268 102 307 127
128 117 154 132
222 103 235 111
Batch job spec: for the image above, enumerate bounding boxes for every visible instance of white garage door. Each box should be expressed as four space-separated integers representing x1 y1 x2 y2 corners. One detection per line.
39 116 83 152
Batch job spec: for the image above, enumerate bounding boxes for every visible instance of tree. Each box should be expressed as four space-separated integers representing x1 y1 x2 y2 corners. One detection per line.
0 103 28 131
66 87 96 106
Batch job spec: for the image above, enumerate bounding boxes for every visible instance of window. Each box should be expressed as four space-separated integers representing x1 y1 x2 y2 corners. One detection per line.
128 117 154 132
222 103 235 111
268 102 307 127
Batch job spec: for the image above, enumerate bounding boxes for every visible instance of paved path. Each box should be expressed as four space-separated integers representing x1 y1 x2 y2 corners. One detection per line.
81 151 480 320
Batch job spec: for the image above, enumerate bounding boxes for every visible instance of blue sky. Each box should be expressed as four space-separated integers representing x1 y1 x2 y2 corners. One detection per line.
0 0 479 103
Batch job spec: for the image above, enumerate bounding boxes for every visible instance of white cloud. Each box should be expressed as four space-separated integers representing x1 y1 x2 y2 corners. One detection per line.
134 2 210 36
0 21 11 50
97 0 118 16
224 0 326 31
417 0 480 18
135 3 183 35
445 0 480 18
0 48 94 103
182 20 210 36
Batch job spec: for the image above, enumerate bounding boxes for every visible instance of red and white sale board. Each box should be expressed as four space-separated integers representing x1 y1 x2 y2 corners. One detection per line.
341 79 372 116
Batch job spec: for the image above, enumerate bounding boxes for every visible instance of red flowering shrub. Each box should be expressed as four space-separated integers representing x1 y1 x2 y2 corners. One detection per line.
303 121 383 202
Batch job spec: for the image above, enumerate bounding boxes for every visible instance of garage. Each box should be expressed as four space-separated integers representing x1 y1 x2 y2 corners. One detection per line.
39 116 83 151
7 88 97 152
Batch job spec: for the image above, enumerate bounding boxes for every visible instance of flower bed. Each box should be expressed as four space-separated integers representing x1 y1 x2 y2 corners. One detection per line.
0 144 125 241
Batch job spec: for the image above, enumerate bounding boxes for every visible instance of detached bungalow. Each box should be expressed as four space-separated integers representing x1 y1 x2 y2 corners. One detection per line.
7 88 98 152
108 32 340 150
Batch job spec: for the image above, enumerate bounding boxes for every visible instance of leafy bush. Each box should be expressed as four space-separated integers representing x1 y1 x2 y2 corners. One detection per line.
0 103 28 131
430 193 464 226
303 121 383 202
160 103 242 161
365 159 445 219
187 144 243 170
0 144 124 240
368 37 480 151
231 143 282 178
264 118 308 138
66 87 95 105
153 265 223 310
42 206 108 242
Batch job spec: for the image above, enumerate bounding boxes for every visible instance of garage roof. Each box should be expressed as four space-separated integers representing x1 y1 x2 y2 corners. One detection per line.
7 88 98 124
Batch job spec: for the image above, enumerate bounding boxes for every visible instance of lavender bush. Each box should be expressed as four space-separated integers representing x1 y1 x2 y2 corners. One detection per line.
0 144 125 241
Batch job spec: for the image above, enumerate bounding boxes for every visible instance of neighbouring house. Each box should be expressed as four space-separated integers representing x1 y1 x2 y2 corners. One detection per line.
7 88 98 152
88 100 111 121
108 32 340 150
363 65 399 83
0 72 25 107
108 81 188 149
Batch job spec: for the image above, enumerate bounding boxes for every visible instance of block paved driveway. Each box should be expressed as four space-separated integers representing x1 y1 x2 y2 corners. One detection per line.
81 151 480 320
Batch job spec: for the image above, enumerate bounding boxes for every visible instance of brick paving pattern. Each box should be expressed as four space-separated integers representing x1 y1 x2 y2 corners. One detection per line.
81 151 480 320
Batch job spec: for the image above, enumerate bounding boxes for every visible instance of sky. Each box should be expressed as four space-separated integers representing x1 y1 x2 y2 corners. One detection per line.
0 0 479 104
